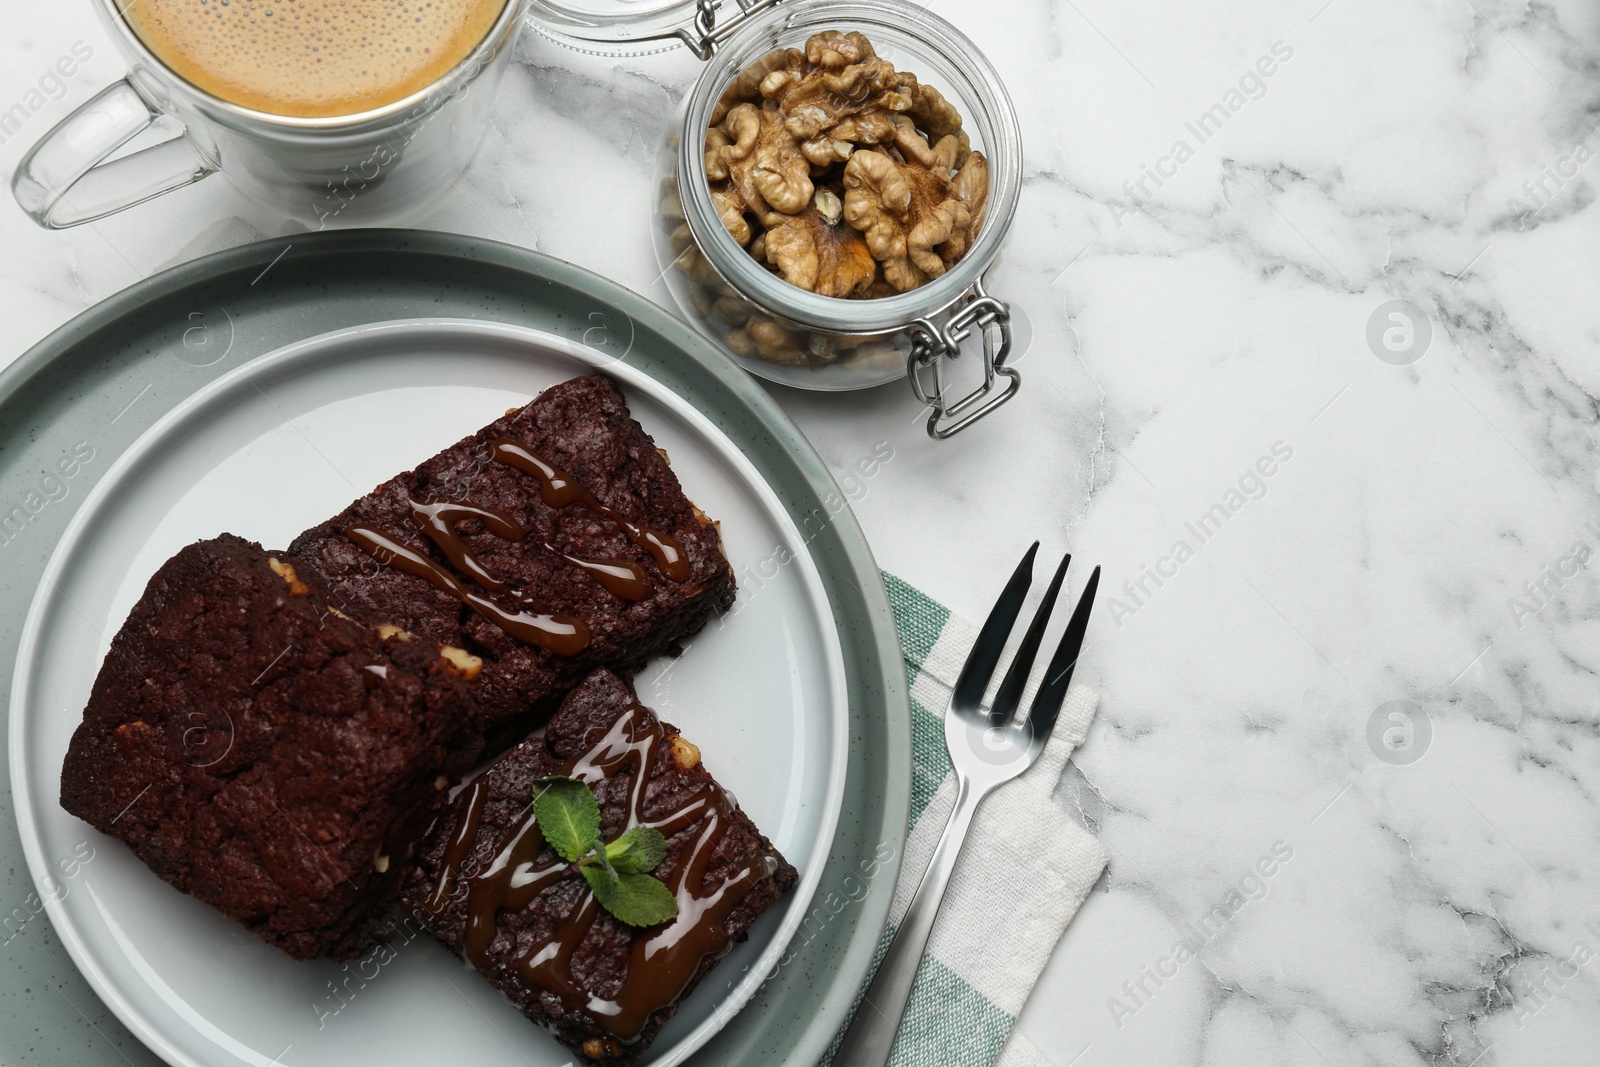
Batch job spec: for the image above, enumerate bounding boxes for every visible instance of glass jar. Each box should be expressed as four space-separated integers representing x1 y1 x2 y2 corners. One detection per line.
532 0 1024 436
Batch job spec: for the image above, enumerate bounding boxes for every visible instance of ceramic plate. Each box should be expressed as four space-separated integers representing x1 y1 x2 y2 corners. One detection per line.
9 319 848 1067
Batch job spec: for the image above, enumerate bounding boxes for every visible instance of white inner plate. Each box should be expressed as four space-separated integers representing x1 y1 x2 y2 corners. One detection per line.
9 319 848 1067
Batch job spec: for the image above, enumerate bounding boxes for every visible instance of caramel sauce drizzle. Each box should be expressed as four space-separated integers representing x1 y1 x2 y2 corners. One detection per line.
410 500 523 591
412 499 651 603
433 704 778 1044
344 435 688 650
546 545 651 602
491 437 692 583
343 526 591 656
426 776 488 915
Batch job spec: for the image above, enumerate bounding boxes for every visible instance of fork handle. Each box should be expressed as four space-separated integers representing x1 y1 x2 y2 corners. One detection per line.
832 777 984 1067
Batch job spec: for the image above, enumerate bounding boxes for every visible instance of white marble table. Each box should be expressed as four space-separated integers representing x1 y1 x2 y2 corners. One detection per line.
6 0 1600 1063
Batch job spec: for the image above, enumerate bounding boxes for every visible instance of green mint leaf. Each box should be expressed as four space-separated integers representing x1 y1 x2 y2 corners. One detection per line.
581 861 620 902
587 869 679 928
605 826 668 875
531 776 600 864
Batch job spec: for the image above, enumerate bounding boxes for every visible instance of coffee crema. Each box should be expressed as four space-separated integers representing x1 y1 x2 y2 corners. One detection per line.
121 0 508 118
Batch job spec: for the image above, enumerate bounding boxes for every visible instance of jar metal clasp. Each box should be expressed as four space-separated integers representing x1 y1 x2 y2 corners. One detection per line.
905 277 1019 439
675 0 790 59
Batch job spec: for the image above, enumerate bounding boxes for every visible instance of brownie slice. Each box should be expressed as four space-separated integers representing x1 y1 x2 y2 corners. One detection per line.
402 669 797 1067
59 534 480 960
285 375 736 741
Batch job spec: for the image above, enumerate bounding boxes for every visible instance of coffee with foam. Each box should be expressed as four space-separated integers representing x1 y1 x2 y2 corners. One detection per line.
122 0 508 118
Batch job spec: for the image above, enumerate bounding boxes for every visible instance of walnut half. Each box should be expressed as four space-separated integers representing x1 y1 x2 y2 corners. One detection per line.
843 149 971 291
719 103 813 217
763 189 877 297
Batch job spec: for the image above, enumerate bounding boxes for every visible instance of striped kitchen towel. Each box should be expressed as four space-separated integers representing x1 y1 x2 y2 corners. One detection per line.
830 573 1110 1067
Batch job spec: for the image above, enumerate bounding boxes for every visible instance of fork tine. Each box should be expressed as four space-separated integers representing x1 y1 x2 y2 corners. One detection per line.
989 553 1070 727
1026 566 1101 740
951 542 1038 711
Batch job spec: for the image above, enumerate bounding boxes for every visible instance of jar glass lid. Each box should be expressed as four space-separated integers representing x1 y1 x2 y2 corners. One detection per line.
525 0 777 58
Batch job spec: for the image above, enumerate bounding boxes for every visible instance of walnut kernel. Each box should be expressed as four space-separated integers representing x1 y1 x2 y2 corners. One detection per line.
843 149 971 291
764 194 877 297
439 646 483 680
719 103 813 216
670 734 702 770
267 558 310 596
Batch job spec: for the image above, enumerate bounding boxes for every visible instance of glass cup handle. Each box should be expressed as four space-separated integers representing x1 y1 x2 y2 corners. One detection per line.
11 79 217 229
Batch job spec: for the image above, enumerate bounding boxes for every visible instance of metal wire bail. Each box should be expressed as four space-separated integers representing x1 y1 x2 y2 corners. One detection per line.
905 278 1020 439
675 0 787 59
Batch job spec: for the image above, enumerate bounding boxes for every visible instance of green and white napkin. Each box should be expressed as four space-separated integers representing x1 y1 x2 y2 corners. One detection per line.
830 573 1109 1067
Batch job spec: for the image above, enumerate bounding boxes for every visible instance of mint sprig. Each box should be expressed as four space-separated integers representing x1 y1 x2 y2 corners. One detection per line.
531 777 601 862
579 863 681 928
605 825 669 874
532 776 678 927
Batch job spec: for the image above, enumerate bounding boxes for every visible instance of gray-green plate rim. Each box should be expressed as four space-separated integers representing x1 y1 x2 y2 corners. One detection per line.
0 228 909 1067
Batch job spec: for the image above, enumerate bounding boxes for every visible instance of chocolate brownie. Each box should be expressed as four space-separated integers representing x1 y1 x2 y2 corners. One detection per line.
403 669 796 1067
59 534 480 959
285 374 736 740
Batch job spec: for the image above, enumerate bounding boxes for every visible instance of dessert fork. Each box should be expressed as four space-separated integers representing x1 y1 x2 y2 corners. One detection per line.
833 543 1100 1067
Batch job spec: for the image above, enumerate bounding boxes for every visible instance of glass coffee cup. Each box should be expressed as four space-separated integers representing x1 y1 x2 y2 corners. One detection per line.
12 0 528 229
